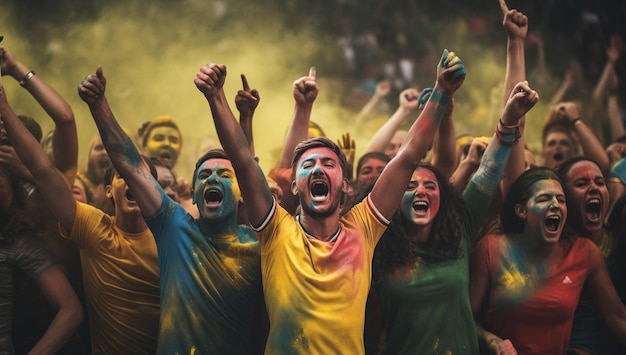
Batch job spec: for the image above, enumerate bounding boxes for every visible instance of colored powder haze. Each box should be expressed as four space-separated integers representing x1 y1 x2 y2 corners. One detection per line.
3 0 614 179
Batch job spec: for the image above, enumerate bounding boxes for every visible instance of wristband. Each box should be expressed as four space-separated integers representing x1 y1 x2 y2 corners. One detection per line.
495 126 520 145
499 117 519 129
19 70 36 87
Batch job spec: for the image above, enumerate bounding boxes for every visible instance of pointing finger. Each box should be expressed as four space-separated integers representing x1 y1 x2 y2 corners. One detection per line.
308 66 316 80
498 0 509 15
241 74 250 91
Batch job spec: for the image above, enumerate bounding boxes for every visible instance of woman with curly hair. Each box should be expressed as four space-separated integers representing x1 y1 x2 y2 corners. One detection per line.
367 81 539 355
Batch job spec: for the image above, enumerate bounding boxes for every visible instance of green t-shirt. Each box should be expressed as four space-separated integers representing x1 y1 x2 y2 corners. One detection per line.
373 183 489 355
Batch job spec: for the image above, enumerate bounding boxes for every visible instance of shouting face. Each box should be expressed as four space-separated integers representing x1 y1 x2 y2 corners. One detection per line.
517 179 567 245
192 158 241 221
400 168 441 227
144 126 182 167
564 160 608 235
292 147 347 218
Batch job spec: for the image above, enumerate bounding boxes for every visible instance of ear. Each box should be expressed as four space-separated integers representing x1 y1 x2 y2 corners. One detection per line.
514 204 527 219
191 189 197 206
342 178 349 194
104 184 113 199
291 180 298 196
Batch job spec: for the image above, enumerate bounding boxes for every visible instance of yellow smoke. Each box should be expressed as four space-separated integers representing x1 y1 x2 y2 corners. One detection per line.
1 1 554 182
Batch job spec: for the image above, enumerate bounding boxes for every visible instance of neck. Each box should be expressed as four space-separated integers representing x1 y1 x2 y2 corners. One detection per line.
115 212 148 234
512 232 559 260
299 212 341 241
198 214 238 238
406 222 432 242
588 229 604 245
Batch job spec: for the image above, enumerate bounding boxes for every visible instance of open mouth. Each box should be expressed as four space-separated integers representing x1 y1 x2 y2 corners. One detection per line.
98 157 111 169
545 215 561 232
585 198 602 220
125 190 135 201
412 200 429 213
553 152 564 162
310 181 329 201
204 188 223 205
159 151 172 161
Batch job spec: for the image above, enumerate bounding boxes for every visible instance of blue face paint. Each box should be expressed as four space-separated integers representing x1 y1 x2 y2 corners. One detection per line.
193 159 240 221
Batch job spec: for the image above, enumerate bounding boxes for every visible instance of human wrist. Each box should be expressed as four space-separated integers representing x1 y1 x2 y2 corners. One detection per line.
19 70 36 87
508 36 526 45
499 117 518 130
428 87 452 106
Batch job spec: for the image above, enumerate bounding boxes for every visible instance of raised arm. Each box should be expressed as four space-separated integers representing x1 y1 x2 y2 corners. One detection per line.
0 65 77 230
430 97 457 180
0 45 78 179
355 79 391 125
499 0 528 196
591 34 622 111
235 74 260 159
78 66 163 217
195 64 273 227
371 50 466 219
278 67 318 168
467 81 539 225
364 87 419 155
559 101 610 174
449 137 488 194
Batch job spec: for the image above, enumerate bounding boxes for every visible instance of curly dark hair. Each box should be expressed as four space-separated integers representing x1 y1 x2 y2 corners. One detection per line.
372 164 467 283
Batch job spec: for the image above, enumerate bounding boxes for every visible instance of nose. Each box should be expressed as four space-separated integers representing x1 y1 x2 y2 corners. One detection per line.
312 165 323 176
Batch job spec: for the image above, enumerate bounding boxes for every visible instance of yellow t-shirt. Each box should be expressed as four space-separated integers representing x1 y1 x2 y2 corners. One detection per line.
256 196 388 354
61 202 160 354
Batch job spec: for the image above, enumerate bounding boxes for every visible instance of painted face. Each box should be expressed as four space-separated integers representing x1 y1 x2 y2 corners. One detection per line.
145 126 182 167
356 157 387 186
519 179 567 245
156 165 179 202
542 131 574 169
87 136 110 184
385 131 406 159
399 168 441 227
192 158 241 221
72 178 88 204
0 171 14 211
564 161 608 234
293 147 346 218
106 172 142 216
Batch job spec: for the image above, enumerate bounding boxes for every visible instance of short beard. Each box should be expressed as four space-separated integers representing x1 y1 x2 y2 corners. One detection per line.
299 191 344 218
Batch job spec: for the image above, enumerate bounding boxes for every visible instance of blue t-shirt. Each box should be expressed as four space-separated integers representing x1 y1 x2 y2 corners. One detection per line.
146 193 263 354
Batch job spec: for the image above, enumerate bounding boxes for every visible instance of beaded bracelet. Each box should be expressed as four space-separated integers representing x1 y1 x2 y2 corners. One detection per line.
19 70 36 87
